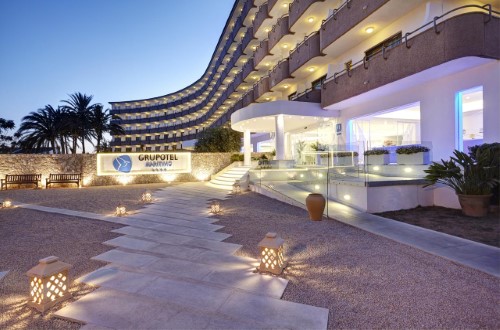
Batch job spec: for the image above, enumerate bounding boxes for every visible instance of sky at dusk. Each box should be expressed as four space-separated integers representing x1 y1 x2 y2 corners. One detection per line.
0 0 235 129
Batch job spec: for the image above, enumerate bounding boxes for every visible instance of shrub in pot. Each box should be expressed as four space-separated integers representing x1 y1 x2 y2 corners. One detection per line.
334 151 359 166
468 143 500 209
424 147 499 217
396 145 430 164
364 149 389 165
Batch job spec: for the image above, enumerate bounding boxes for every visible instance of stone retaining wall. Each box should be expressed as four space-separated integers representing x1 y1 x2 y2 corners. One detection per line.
0 153 232 187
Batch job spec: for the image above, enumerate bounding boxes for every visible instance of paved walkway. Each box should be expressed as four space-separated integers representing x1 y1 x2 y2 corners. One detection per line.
257 183 500 278
17 183 329 330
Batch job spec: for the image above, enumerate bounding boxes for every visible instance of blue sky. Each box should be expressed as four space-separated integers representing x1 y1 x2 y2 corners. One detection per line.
0 0 234 129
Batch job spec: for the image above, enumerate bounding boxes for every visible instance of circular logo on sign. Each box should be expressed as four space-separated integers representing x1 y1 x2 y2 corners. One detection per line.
113 155 132 173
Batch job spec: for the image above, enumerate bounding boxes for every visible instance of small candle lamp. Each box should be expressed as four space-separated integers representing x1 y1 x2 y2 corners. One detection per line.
26 256 72 313
210 200 221 214
2 199 12 208
116 202 127 216
141 190 153 203
232 182 242 194
258 232 286 275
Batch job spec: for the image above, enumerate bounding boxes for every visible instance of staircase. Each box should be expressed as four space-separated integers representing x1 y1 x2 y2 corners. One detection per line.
209 163 251 190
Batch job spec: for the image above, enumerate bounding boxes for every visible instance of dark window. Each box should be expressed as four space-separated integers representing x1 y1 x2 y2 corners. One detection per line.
155 135 160 140
145 136 151 142
126 147 132 152
136 147 141 152
365 32 402 61
146 147 152 151
115 137 121 142
125 137 131 142
115 148 121 152
173 133 177 138
135 137 141 142
172 145 177 150
288 92 297 100
312 75 327 90
155 146 161 151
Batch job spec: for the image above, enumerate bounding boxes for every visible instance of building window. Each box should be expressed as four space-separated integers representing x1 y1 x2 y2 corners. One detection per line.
115 148 121 152
146 147 152 151
155 146 161 151
145 136 151 142
155 135 160 140
456 86 483 151
312 75 327 90
172 145 177 150
126 147 132 152
365 32 402 61
125 137 131 142
115 137 121 142
136 147 141 152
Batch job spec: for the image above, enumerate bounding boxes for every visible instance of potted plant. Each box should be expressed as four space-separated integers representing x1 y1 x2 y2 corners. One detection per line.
334 151 359 166
310 142 328 165
396 145 430 165
424 147 499 217
364 149 390 165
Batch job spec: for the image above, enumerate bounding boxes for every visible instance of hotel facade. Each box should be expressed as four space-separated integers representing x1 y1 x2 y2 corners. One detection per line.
109 0 499 210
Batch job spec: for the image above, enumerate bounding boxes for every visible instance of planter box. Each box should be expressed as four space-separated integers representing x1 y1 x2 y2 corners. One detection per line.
396 152 430 165
365 154 390 165
334 156 358 167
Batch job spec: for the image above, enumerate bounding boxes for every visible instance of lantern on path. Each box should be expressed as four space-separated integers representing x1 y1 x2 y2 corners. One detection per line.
2 199 12 208
116 202 127 216
141 191 153 203
26 256 72 313
210 200 221 214
232 182 241 194
258 232 286 275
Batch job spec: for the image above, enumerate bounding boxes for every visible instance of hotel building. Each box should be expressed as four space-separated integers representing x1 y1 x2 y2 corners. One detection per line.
109 0 499 210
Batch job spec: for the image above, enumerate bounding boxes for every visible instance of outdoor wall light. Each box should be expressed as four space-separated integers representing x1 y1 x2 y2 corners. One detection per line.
404 167 413 173
210 200 222 214
258 232 286 275
343 194 351 201
365 27 375 34
373 166 380 171
314 184 320 190
2 199 12 208
26 256 72 313
300 174 304 178
141 191 153 203
116 202 127 216
318 173 323 178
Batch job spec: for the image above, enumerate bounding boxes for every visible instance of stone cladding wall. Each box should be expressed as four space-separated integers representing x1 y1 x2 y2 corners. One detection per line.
0 153 232 187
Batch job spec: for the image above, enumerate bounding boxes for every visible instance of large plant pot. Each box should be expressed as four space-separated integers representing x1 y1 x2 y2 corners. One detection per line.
457 194 492 217
305 193 326 221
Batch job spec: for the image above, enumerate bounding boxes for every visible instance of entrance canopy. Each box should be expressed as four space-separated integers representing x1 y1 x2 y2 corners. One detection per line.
231 100 339 133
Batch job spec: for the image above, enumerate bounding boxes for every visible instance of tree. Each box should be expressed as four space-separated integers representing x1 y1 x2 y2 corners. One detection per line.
17 105 62 153
90 104 125 152
0 118 15 153
61 92 99 153
194 126 242 152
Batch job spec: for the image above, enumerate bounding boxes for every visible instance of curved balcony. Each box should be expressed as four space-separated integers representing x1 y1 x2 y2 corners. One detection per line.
253 39 270 67
253 3 271 36
289 0 324 29
321 12 500 108
242 88 255 107
268 0 279 14
291 88 321 103
320 0 389 52
254 76 270 99
269 59 291 89
289 31 322 73
268 15 291 50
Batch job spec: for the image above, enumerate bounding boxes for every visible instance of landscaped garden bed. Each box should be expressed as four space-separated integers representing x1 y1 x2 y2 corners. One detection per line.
375 206 500 247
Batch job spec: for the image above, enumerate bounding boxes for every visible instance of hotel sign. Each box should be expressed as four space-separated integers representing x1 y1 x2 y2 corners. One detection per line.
97 152 192 176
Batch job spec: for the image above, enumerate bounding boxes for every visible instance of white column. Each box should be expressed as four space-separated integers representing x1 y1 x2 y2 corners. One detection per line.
275 114 285 160
244 129 251 166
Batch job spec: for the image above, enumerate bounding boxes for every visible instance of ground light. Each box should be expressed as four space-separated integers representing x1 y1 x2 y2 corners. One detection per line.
210 200 222 214
116 202 127 216
233 182 242 194
26 256 72 313
141 191 153 203
258 232 286 275
2 199 12 208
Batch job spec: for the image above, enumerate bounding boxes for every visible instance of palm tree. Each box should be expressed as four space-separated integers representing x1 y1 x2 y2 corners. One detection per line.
17 105 62 153
61 92 99 153
0 118 15 153
90 104 124 152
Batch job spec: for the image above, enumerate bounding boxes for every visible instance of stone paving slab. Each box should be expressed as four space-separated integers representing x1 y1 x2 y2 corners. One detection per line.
141 204 213 218
0 271 8 281
92 249 159 268
127 212 223 231
112 226 242 254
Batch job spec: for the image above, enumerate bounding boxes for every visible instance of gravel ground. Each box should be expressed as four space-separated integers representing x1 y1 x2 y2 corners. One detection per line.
376 206 500 247
1 184 499 329
0 183 170 329
216 192 500 329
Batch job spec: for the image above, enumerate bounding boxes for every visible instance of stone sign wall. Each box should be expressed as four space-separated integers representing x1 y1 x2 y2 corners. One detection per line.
0 153 232 187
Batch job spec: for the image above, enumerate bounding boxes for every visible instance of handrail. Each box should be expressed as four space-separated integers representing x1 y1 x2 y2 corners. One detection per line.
289 30 319 55
323 4 498 86
321 0 351 26
291 87 314 100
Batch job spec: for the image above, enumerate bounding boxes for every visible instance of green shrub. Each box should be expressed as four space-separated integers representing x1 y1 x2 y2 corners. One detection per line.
396 145 430 154
194 127 242 152
336 151 359 157
230 153 244 162
364 149 389 156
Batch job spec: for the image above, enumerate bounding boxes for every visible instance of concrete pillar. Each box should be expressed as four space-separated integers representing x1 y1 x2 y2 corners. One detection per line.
275 115 285 160
244 129 251 166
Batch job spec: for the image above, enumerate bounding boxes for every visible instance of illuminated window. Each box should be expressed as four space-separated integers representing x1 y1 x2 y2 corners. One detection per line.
457 86 483 151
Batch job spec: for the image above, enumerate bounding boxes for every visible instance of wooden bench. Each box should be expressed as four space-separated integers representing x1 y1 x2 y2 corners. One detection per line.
46 173 82 188
1 174 42 190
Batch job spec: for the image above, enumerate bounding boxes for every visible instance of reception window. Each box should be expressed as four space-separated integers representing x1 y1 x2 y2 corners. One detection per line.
457 86 483 151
